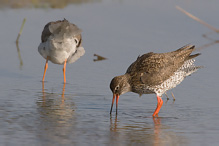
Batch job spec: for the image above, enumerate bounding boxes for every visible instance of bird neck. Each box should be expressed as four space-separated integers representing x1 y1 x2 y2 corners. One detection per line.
120 74 132 94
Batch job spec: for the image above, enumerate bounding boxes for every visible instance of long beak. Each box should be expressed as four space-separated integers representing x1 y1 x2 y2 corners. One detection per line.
110 93 120 115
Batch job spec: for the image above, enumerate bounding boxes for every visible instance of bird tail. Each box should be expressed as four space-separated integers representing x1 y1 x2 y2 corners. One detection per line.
186 53 201 61
173 45 202 62
174 44 194 52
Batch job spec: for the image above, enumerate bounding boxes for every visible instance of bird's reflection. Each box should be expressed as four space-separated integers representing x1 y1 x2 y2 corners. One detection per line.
109 115 186 145
110 115 118 132
36 82 76 144
42 82 66 99
153 117 162 146
41 82 71 111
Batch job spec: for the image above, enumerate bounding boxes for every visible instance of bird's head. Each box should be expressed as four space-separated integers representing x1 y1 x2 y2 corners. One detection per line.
110 75 130 96
109 74 131 114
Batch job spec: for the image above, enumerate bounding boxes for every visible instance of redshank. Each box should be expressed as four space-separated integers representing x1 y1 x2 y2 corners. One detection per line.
110 45 201 117
38 19 85 83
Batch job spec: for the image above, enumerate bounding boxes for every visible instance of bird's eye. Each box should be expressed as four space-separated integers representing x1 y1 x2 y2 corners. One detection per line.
74 38 78 45
115 86 119 91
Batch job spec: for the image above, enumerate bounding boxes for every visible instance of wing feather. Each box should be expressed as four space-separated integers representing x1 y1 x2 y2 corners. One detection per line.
126 45 198 86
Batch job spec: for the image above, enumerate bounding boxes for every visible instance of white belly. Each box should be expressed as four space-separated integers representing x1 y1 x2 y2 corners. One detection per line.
38 37 77 64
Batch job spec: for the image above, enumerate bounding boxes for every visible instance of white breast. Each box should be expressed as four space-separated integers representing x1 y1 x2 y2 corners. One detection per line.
38 37 78 64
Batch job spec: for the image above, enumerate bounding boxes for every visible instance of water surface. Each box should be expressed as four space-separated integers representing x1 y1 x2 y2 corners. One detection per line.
0 0 219 145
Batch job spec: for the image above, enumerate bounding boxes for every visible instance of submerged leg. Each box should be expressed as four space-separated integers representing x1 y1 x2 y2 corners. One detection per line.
42 57 48 82
63 59 67 83
152 95 163 117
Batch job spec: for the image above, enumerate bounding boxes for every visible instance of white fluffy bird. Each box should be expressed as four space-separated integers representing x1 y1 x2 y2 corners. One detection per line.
38 19 85 83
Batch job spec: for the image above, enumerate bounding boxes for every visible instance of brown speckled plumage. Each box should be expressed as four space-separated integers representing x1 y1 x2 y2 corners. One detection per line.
110 45 201 116
127 45 199 86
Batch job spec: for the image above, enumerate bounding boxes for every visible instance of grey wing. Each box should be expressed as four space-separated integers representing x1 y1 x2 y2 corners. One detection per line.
67 47 85 64
68 23 82 36
41 22 52 42
49 20 82 37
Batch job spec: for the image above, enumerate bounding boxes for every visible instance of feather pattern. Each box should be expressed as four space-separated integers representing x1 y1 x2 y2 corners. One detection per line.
38 19 84 64
110 45 201 97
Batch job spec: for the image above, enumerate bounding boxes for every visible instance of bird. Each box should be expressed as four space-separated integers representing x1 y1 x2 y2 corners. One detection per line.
110 45 201 117
38 19 85 83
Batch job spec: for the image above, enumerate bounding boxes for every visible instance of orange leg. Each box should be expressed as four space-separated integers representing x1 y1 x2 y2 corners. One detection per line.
152 95 163 117
63 59 67 83
61 83 66 104
62 83 66 98
42 57 48 82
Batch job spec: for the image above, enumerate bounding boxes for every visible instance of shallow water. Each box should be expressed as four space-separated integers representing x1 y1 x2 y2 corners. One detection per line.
1 0 219 145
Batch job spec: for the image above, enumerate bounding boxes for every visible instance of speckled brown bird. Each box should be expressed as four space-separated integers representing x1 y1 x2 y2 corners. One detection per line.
110 45 201 117
38 19 85 83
